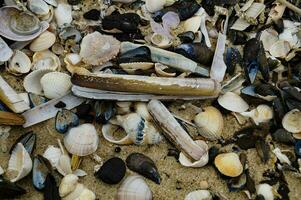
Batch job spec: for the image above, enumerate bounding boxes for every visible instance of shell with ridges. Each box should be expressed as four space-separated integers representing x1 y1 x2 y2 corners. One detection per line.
29 31 56 52
8 50 31 75
214 152 243 177
185 190 212 200
154 63 176 77
32 50 61 71
282 109 301 134
218 92 249 113
23 69 53 95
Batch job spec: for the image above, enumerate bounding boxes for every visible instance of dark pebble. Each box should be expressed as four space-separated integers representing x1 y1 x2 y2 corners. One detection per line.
54 101 66 109
68 0 81 5
83 9 101 20
115 147 121 153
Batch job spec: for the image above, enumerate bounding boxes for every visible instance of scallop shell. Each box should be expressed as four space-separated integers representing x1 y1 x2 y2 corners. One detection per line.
145 0 165 13
185 190 212 200
79 32 121 66
32 50 61 71
8 50 31 75
214 152 243 177
64 124 99 156
194 106 224 140
29 31 56 52
150 33 172 49
184 16 201 33
0 37 13 62
43 145 62 169
7 143 33 182
59 174 79 197
116 175 152 200
54 3 72 27
240 104 274 125
218 92 249 113
40 72 71 99
28 0 50 16
23 69 53 95
282 109 301 134
269 40 291 58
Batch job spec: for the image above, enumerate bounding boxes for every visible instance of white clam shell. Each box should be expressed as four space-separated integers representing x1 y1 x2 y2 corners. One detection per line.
134 102 152 121
150 33 172 49
145 0 165 13
185 190 212 200
184 16 201 33
214 152 243 177
8 50 31 75
28 0 50 15
63 183 85 200
117 175 152 200
29 31 56 52
23 69 53 95
256 184 275 200
282 109 301 134
43 145 62 169
218 92 249 113
40 72 71 99
78 188 96 200
260 29 279 51
32 50 61 71
59 174 79 198
7 143 33 182
272 147 291 165
54 3 72 27
240 104 273 125
269 40 291 58
0 37 13 62
120 62 154 74
57 154 72 177
64 124 99 156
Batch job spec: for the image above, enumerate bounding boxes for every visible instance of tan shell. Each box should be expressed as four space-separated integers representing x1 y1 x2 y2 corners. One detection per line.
64 124 99 156
23 69 53 95
269 40 291 58
79 32 120 65
185 190 212 200
214 152 243 177
154 63 176 77
32 50 61 71
218 92 249 113
150 33 172 49
64 54 90 75
282 109 301 134
119 62 154 74
29 31 56 52
8 50 32 75
59 174 79 197
184 16 201 33
240 104 274 125
134 102 152 121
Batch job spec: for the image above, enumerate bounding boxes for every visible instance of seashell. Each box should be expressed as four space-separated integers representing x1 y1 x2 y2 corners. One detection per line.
240 105 274 125
7 143 33 182
51 43 64 55
185 190 212 200
32 155 52 191
150 33 172 49
227 173 247 192
94 101 116 124
0 37 13 62
214 152 243 177
39 6 54 22
55 109 79 134
178 31 195 43
282 109 301 134
218 92 249 113
134 102 152 121
256 183 275 200
0 165 4 176
272 129 296 145
10 131 36 155
43 145 62 169
44 174 60 200
154 63 176 77
119 62 154 74
116 102 132 115
28 0 50 16
28 93 48 108
145 0 165 13
32 50 61 71
0 176 26 199
260 29 279 51
56 139 72 176
40 72 72 99
79 32 120 66
95 157 126 184
112 0 137 3
65 53 82 66
29 31 56 52
194 106 223 140
64 54 90 76
8 50 31 75
126 153 161 184
54 3 72 27
44 0 58 7
23 69 53 95
0 6 49 41
272 148 291 165
59 26 82 43
59 174 79 197
184 16 201 33
116 175 152 200
269 40 291 58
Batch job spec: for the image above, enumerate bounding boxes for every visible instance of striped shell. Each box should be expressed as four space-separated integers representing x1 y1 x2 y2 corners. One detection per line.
29 31 56 52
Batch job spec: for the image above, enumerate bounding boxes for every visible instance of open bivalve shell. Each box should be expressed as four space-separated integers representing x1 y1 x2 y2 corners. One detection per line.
32 50 61 71
23 69 53 95
282 109 301 134
240 104 274 125
40 72 71 99
218 92 249 113
0 37 13 62
43 145 62 169
185 190 212 200
7 143 33 182
29 31 56 52
214 152 243 177
8 50 32 75
269 40 291 58
150 33 172 49
116 175 152 200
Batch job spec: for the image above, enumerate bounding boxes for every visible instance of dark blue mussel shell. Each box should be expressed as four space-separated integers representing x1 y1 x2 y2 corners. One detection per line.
0 177 26 199
295 141 301 158
33 155 53 191
225 47 242 75
94 101 116 124
177 31 195 43
227 173 247 192
55 109 79 134
10 131 36 155
29 93 48 108
43 174 60 200
102 12 141 33
117 46 152 64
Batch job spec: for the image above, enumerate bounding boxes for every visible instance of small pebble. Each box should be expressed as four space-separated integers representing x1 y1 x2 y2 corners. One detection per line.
68 0 81 5
199 180 209 189
83 9 101 20
115 147 121 153
54 101 66 108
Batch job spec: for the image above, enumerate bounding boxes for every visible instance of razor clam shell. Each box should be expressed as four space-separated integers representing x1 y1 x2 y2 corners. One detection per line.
0 111 25 125
0 37 13 62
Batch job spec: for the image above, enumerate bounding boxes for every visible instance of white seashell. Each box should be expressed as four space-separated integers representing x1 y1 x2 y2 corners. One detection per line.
185 190 212 200
150 33 172 49
116 175 152 200
218 92 249 113
184 16 201 33
78 188 96 200
32 50 61 71
145 0 165 13
260 29 279 51
23 69 53 95
73 169 87 177
8 50 31 75
18 92 30 108
0 37 13 62
269 40 291 58
44 0 58 7
194 106 223 140
54 3 72 27
40 72 71 99
214 152 243 177
256 184 275 200
64 124 99 156
59 174 79 197
7 143 33 182
29 31 56 52
28 0 50 16
57 154 72 177
116 102 132 115
65 53 82 66
39 5 54 23
272 148 291 165
119 62 154 74
112 0 137 3
240 104 274 125
0 165 4 175
63 183 85 200
154 63 176 77
43 145 62 169
282 109 301 133
134 102 152 121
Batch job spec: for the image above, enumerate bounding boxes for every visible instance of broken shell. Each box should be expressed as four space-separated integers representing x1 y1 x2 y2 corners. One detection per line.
55 109 79 134
154 63 176 77
0 37 13 62
185 190 212 200
32 50 61 71
8 50 31 75
59 174 79 197
150 33 172 49
269 40 291 58
56 139 72 177
54 3 72 27
218 92 249 113
10 131 36 155
79 32 120 66
194 106 224 140
40 72 72 99
240 105 274 125
28 0 50 16
116 175 152 200
145 0 165 13
256 183 275 200
43 145 62 169
134 102 152 121
214 152 243 177
119 63 154 74
23 69 53 95
260 29 279 51
29 31 56 52
184 16 201 33
7 143 33 182
282 109 301 134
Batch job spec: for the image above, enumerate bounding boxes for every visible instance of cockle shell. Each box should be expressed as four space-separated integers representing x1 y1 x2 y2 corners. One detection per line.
0 37 13 62
79 32 121 66
8 50 31 75
7 143 33 182
185 190 212 200
194 106 224 140
28 0 50 16
32 50 61 71
150 33 172 49
116 175 152 200
40 72 71 99
214 152 243 177
145 0 165 13
43 145 62 169
23 69 53 95
282 109 301 134
184 16 201 33
218 92 249 113
64 124 99 156
29 31 56 52
54 3 72 27
240 104 274 125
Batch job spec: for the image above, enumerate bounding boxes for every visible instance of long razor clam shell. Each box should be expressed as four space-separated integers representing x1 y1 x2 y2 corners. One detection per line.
0 111 25 125
22 93 84 128
120 42 209 76
148 100 207 161
72 85 218 101
0 75 30 113
71 74 220 96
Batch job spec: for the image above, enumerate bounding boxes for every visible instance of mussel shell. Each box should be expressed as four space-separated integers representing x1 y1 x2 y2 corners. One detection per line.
55 109 79 134
32 155 53 191
0 177 26 198
225 47 242 75
255 139 270 163
228 30 248 45
126 153 161 184
75 103 94 121
272 97 287 125
257 41 270 82
9 131 36 155
29 93 48 108
254 84 278 96
94 101 116 124
117 46 152 64
177 31 195 43
43 174 60 200
272 129 295 145
281 85 301 102
227 173 247 192
102 13 141 33
295 141 301 158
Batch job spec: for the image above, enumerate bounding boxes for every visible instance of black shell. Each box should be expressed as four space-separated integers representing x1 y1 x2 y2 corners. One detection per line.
0 177 26 199
177 31 195 43
272 129 295 145
228 30 248 45
32 155 53 191
102 13 141 33
43 174 60 200
225 47 242 75
255 139 270 163
117 46 152 64
10 132 36 155
94 101 116 124
83 9 101 20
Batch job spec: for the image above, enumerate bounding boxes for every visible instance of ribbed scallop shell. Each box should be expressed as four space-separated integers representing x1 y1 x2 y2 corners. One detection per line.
185 190 212 200
8 143 33 182
32 50 61 71
8 50 32 75
116 175 152 200
29 31 56 52
23 69 53 95
64 124 99 156
218 92 249 113
40 72 71 99
43 145 62 169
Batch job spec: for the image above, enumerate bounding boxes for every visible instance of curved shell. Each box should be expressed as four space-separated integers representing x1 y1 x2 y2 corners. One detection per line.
28 0 50 16
260 29 278 51
59 174 79 197
79 32 121 66
282 109 301 134
0 37 13 62
269 40 291 58
218 92 249 113
8 50 32 75
43 145 62 169
116 175 152 200
119 62 154 74
40 72 71 99
154 63 176 77
214 152 243 177
150 33 172 49
194 106 224 140
240 104 274 125
145 0 165 13
184 16 201 33
185 190 212 200
23 69 53 95
32 50 61 71
64 124 99 156
29 31 56 52
134 102 152 121
256 184 275 200
54 3 72 27
7 143 33 182
0 165 4 175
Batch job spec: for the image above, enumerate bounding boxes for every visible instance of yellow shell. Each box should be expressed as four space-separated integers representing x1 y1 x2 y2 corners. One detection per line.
214 153 243 177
